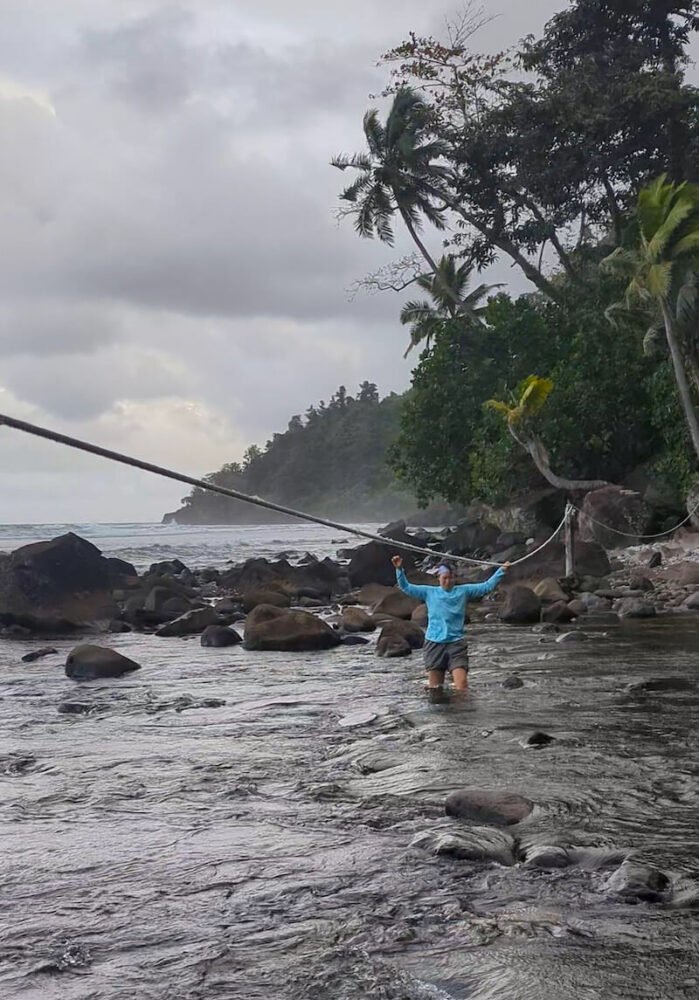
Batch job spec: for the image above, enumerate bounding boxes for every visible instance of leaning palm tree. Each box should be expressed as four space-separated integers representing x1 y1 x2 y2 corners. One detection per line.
400 256 501 357
332 88 465 309
602 174 699 461
486 376 609 492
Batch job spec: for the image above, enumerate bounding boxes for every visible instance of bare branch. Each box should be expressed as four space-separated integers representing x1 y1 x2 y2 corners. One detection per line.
347 254 426 300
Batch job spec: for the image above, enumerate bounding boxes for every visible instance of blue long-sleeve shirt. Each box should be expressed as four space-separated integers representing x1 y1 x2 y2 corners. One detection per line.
396 566 505 643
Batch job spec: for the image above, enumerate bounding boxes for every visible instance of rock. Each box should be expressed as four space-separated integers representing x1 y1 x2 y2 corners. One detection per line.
379 519 408 539
106 557 139 583
445 789 533 826
21 646 58 663
579 486 653 549
243 604 341 652
339 634 370 646
567 598 587 617
495 531 526 550
242 589 291 612
144 586 189 614
578 592 612 612
223 556 341 599
65 644 141 681
411 823 515 865
628 677 695 693
376 635 412 658
502 675 524 690
200 625 243 647
410 603 428 628
376 618 425 650
556 630 589 643
444 519 500 556
522 731 554 748
542 600 576 623
348 541 416 587
0 532 114 621
506 540 610 584
648 551 662 569
683 592 699 611
340 607 376 633
604 861 669 902
57 700 104 715
670 561 699 586
160 596 195 618
523 845 571 870
500 586 541 624
533 622 559 634
617 598 657 619
155 607 217 637
0 611 81 635
629 573 654 592
149 558 189 577
371 590 421 620
107 619 132 633
534 577 568 603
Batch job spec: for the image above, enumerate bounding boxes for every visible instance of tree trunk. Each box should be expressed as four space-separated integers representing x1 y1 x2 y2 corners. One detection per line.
661 298 699 460
509 426 609 492
421 181 564 304
399 210 468 315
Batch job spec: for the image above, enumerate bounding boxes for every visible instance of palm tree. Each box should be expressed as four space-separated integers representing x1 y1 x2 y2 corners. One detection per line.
602 174 699 460
332 88 469 310
400 256 501 357
486 376 609 491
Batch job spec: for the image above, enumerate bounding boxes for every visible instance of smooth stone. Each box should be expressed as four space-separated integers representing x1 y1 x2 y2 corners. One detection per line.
411 823 515 865
522 731 554 748
617 598 657 619
556 630 589 643
155 606 217 637
523 845 571 869
339 634 370 645
107 620 132 634
445 789 533 826
338 710 377 729
604 861 669 902
65 644 141 682
200 625 243 647
502 675 524 690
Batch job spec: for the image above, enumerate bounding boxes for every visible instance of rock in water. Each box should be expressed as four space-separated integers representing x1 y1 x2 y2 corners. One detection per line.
242 589 290 612
65 644 141 681
371 590 421 620
376 619 424 650
578 485 652 549
155 607 217 637
200 625 243 647
618 598 657 619
445 789 533 826
340 607 376 633
21 646 58 663
339 634 370 646
243 604 341 652
502 675 524 690
604 861 669 902
500 586 541 624
376 635 412 658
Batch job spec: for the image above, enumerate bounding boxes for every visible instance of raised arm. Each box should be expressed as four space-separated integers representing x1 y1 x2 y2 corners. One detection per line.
392 555 429 600
460 565 508 598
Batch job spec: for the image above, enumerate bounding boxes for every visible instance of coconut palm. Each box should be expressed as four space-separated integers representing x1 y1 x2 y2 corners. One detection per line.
400 256 501 357
603 174 699 460
486 376 609 491
332 88 467 307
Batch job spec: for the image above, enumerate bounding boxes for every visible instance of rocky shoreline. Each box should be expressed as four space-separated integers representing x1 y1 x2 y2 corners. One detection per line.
4 483 699 679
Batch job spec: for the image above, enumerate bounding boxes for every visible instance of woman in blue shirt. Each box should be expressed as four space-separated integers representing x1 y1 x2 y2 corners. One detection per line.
392 555 509 697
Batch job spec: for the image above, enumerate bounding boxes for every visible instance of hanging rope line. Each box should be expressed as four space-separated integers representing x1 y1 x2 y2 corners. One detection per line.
0 411 565 569
570 499 699 542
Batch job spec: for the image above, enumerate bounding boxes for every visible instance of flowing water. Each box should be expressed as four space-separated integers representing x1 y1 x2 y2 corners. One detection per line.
1 524 698 999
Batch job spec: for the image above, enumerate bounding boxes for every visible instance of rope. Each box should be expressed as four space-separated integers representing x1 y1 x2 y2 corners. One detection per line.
571 498 699 542
0 410 564 569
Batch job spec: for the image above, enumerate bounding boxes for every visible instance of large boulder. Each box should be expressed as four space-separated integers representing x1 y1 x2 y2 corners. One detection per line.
0 532 114 621
200 625 243 647
443 519 500 556
65 644 141 681
155 607 217 637
376 618 424 650
534 577 568 603
340 607 377 633
578 486 652 549
371 590 421 620
222 556 342 599
376 634 412 658
348 542 416 588
500 586 541 624
506 539 610 584
243 604 341 652
242 589 290 613
617 598 657 619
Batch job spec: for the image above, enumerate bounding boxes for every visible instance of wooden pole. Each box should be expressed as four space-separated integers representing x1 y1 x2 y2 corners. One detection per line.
564 503 575 577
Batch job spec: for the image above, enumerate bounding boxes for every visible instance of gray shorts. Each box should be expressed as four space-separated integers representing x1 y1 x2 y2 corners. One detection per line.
423 638 469 675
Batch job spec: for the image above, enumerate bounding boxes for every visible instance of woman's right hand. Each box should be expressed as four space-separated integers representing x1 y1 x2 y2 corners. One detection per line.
391 555 403 569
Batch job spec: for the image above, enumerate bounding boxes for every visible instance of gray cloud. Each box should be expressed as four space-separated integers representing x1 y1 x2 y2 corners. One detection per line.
0 0 595 521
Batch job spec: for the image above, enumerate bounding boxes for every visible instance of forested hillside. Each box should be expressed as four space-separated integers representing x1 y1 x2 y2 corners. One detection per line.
164 382 415 524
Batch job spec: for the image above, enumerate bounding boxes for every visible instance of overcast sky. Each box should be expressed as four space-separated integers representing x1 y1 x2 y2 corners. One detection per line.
0 1 611 521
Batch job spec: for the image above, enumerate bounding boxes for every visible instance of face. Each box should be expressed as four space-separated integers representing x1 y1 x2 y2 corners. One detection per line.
438 570 454 591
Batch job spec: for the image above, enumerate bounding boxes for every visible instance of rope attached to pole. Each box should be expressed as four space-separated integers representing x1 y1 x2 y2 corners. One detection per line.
0 411 565 569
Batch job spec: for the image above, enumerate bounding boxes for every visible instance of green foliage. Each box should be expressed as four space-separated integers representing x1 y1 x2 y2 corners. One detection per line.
178 385 415 523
